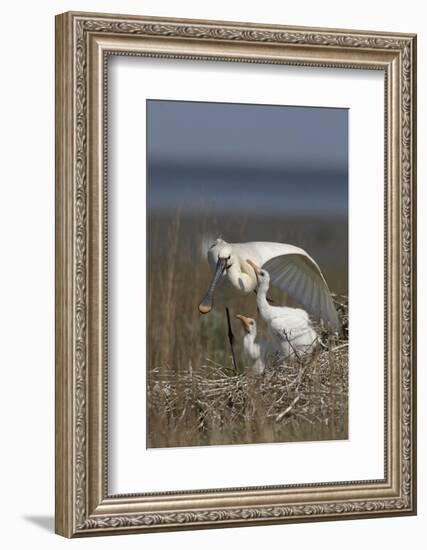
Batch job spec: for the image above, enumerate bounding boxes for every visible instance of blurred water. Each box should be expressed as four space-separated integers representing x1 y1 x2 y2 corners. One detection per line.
149 171 347 216
148 100 348 217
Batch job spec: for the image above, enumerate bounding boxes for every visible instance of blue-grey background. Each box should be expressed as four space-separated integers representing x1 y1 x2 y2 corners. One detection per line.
147 100 348 216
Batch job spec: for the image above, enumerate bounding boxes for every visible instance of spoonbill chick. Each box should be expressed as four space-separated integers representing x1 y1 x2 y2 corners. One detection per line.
235 314 277 375
247 260 320 359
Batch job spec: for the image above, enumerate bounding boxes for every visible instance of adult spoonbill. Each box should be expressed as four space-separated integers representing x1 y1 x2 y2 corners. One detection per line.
235 314 277 376
247 260 319 359
198 238 339 329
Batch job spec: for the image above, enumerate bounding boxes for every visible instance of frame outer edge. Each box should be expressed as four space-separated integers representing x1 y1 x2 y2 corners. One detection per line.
62 10 416 39
409 34 417 514
54 10 417 537
413 35 417 514
55 12 75 538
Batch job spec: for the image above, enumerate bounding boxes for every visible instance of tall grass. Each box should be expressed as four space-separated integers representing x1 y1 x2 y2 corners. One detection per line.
147 210 348 447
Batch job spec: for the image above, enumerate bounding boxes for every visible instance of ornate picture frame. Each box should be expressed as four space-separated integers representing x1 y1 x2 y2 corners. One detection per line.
55 11 416 537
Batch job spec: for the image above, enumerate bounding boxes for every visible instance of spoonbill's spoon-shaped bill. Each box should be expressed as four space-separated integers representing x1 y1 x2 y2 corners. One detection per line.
198 256 227 314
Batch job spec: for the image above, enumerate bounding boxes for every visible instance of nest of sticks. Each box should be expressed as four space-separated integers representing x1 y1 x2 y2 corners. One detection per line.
148 295 349 448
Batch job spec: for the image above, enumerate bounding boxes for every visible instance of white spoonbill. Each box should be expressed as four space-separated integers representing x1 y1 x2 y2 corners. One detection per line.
247 260 319 359
199 238 339 329
235 314 277 376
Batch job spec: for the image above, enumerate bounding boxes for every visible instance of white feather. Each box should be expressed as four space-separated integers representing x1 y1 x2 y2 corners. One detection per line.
200 239 339 328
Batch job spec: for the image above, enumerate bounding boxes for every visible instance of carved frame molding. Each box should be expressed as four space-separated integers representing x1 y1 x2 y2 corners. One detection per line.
55 12 416 537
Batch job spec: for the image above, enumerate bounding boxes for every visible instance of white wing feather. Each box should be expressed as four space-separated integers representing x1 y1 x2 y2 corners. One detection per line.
233 242 340 328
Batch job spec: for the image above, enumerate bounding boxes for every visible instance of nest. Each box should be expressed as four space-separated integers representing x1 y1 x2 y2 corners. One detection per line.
147 293 349 448
148 343 348 448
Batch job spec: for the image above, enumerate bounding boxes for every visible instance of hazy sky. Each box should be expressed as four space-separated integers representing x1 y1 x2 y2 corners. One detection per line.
147 100 348 215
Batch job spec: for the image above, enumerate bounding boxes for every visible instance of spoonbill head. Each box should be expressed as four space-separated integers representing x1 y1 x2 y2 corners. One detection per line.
198 239 255 314
235 313 257 336
246 259 270 292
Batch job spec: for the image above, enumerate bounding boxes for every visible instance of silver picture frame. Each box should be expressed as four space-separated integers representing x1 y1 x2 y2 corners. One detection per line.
55 11 417 537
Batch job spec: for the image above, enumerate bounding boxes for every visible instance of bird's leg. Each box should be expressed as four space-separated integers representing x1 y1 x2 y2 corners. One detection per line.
225 307 238 373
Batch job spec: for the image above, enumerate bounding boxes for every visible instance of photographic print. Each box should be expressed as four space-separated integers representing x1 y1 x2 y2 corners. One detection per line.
147 99 349 449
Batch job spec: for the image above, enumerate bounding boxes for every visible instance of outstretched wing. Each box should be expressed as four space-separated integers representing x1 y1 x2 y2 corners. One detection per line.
262 252 339 329
234 241 338 328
